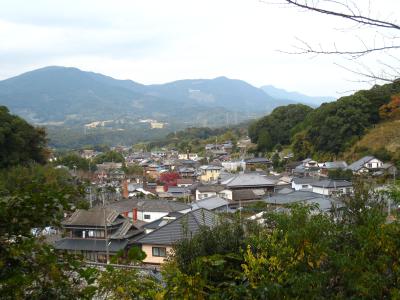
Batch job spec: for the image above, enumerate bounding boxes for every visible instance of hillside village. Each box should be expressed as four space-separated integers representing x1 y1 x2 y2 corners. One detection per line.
51 138 398 266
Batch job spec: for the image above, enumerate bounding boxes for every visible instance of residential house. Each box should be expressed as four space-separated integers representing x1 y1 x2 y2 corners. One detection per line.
244 157 271 169
310 179 353 196
107 199 190 223
291 177 318 191
176 178 194 187
263 190 342 213
319 161 348 176
190 196 232 212
136 209 220 264
199 165 222 182
54 207 143 262
196 184 226 200
347 156 383 174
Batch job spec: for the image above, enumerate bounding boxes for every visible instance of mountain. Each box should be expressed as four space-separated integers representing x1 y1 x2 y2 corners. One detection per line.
146 76 278 112
260 85 335 106
0 67 319 127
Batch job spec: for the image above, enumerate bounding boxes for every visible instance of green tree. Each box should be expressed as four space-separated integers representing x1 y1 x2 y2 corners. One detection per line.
0 106 47 168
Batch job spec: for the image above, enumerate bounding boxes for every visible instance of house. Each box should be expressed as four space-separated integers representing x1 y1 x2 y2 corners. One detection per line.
310 179 353 196
319 161 348 176
107 199 190 223
222 174 277 193
177 167 196 178
176 178 194 187
136 208 220 264
54 207 143 263
263 190 342 213
221 160 246 172
141 212 183 234
196 184 226 200
347 156 383 174
199 165 222 182
190 196 232 212
291 177 318 191
244 157 271 169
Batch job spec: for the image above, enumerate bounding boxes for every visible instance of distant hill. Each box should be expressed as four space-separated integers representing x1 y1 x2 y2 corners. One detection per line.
0 66 332 127
260 85 335 107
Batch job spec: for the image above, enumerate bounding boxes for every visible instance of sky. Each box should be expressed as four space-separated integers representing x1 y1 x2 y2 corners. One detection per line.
0 0 399 97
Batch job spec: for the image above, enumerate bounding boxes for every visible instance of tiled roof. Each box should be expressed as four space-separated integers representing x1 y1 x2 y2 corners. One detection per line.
54 238 128 252
107 199 190 213
62 207 121 227
137 209 220 246
223 174 277 187
347 156 375 171
311 179 352 188
191 196 230 210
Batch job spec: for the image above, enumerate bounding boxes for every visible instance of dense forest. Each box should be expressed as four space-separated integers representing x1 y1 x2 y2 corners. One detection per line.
249 81 400 163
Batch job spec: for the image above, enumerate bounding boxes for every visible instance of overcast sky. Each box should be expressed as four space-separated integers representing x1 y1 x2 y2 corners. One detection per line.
0 0 398 97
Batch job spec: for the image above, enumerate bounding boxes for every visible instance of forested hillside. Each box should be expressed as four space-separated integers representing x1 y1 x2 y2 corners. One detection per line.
248 104 313 152
250 81 400 162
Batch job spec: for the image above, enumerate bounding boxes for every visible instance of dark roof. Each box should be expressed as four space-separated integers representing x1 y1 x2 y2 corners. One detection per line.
311 179 352 188
197 184 226 193
137 209 219 245
107 199 190 213
62 207 121 227
232 189 261 201
292 177 318 185
54 238 128 252
245 157 271 164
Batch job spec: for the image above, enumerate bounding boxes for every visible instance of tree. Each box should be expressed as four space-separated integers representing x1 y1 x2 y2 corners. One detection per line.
249 104 313 152
277 0 400 82
0 106 47 169
94 150 124 164
0 164 96 299
379 94 400 120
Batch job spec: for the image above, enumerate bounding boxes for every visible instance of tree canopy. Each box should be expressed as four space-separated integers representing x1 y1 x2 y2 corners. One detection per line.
0 106 47 169
248 104 313 152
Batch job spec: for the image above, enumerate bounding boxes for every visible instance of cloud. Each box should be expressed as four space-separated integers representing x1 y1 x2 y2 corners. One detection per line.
0 0 398 96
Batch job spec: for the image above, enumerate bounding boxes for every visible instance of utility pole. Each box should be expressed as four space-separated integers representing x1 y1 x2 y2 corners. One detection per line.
102 190 110 264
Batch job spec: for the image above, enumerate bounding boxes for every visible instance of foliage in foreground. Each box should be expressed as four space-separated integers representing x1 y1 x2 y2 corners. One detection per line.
163 183 400 299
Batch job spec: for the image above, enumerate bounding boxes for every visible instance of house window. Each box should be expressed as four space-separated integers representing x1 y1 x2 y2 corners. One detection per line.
301 185 308 188
88 230 95 237
144 214 151 220
368 163 372 168
152 247 167 257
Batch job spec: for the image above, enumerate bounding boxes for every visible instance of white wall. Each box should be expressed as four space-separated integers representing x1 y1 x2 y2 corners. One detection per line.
128 210 168 223
364 158 383 169
292 182 312 191
196 190 217 200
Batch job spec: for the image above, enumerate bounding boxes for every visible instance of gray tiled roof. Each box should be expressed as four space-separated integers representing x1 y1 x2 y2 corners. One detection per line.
137 209 219 245
347 156 375 171
292 177 319 185
197 184 226 193
321 161 348 169
107 199 190 213
232 189 261 201
62 207 121 227
223 174 277 188
54 238 128 252
191 196 230 210
264 190 341 211
311 179 352 188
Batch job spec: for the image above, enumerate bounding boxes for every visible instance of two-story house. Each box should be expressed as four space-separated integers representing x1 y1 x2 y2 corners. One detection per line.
54 207 143 263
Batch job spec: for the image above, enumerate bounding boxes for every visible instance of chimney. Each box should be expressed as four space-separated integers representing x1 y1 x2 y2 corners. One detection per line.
122 180 129 199
133 208 138 222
